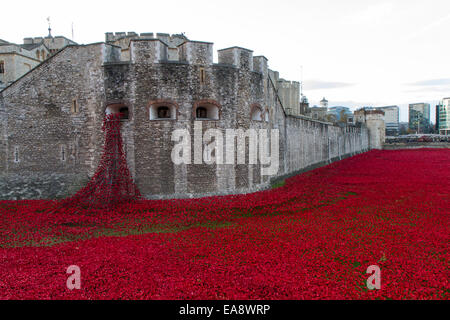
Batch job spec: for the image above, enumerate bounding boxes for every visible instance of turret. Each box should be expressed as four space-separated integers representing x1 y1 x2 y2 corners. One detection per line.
178 41 213 65
253 56 268 75
218 47 253 70
130 39 168 63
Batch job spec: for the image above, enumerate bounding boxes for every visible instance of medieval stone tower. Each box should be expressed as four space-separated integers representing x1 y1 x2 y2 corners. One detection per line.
0 32 373 200
354 109 386 150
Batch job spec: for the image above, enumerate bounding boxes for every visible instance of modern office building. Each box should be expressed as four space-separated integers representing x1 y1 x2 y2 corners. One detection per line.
409 103 431 134
375 106 400 136
437 98 450 135
399 122 409 135
436 104 440 133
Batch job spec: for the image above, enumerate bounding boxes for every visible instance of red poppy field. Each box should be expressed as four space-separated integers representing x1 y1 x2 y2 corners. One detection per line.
0 149 449 300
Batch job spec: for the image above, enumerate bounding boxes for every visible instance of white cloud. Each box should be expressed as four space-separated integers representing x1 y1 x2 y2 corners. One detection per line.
407 78 450 87
342 2 395 25
405 13 450 41
304 80 355 90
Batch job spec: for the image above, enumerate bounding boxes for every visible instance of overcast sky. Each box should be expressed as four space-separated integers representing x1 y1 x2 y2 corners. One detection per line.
2 0 449 122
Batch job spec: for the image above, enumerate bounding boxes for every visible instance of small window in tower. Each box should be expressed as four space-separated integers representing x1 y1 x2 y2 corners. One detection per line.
0 61 4 74
194 102 220 121
119 107 129 120
71 99 78 114
196 107 208 119
14 147 19 163
36 51 40 60
200 68 206 84
157 106 171 119
61 146 66 162
149 102 177 121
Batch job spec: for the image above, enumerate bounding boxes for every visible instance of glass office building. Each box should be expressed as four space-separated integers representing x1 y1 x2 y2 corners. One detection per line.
409 103 431 134
438 98 450 135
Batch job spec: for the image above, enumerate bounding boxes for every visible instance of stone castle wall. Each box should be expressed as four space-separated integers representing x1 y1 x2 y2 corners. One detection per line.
0 44 116 199
0 39 370 200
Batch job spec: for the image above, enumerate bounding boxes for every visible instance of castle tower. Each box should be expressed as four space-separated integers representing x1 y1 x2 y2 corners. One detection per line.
365 110 386 149
320 97 328 109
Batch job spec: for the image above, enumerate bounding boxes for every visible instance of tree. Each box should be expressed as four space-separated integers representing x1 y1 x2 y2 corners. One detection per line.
339 110 349 124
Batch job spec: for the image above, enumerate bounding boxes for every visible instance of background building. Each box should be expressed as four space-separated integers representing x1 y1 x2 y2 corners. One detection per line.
327 106 353 123
320 97 328 108
265 70 303 117
436 103 440 133
375 106 400 136
437 98 450 135
0 29 76 89
299 95 310 115
399 122 409 135
276 78 300 116
308 105 328 121
23 35 76 57
409 103 431 134
0 39 49 89
305 97 328 121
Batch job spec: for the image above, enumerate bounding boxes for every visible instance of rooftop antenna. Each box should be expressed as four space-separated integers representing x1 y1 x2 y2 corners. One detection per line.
300 65 304 98
71 22 74 41
47 17 52 37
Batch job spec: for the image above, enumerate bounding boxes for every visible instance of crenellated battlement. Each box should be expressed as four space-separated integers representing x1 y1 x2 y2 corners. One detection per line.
105 32 188 48
105 32 273 73
23 36 76 45
105 32 143 43
107 32 271 75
